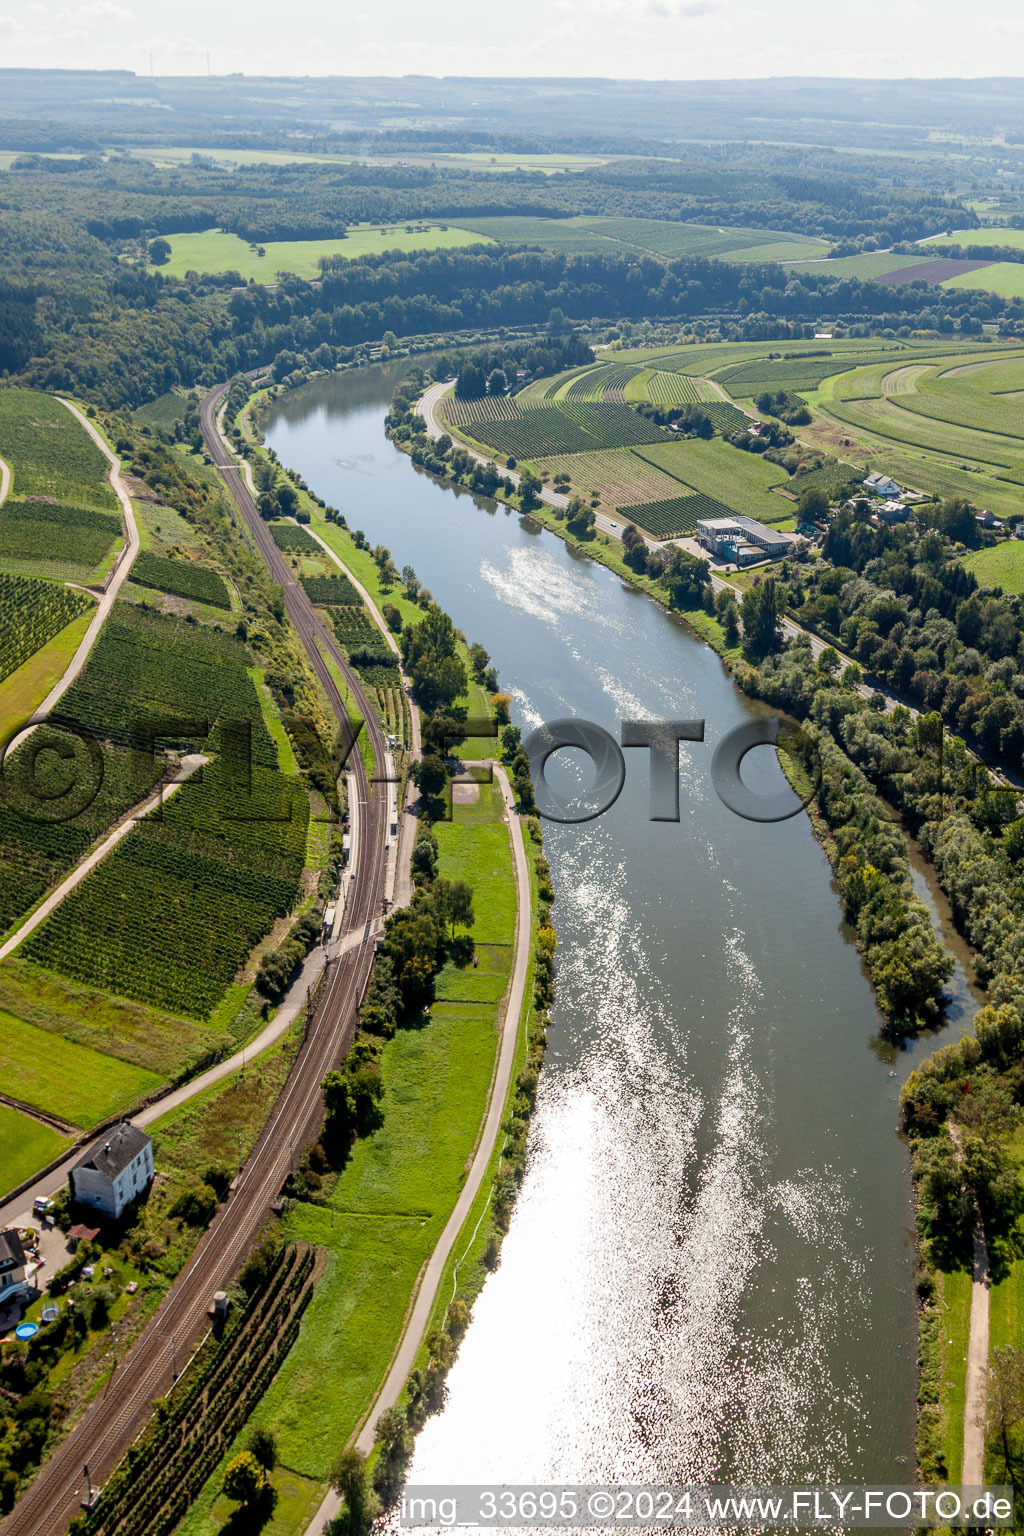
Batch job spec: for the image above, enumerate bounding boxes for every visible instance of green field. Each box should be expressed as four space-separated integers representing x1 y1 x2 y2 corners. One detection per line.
634 437 793 522
174 781 520 1536
936 1265 973 1483
782 252 928 280
928 226 1024 251
451 215 828 262
963 540 1024 592
0 959 229 1080
0 389 116 511
0 1007 159 1128
0 1102 69 1197
944 261 1024 299
151 223 490 281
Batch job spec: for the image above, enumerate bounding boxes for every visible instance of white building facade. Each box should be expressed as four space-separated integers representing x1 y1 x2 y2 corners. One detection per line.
70 1125 154 1219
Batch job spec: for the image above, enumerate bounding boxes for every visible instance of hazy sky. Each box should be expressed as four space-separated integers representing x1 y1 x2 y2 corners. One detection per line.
2 0 1023 81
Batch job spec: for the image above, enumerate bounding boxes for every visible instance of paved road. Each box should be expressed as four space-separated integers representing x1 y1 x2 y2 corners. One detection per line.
0 387 392 1536
303 761 532 1534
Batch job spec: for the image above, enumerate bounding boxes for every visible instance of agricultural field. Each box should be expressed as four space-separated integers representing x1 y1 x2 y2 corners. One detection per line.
439 393 521 427
626 493 733 540
0 727 163 935
450 215 828 262
0 608 92 731
0 389 117 511
0 1102 68 1197
0 575 91 684
56 603 278 766
460 401 672 460
299 572 361 606
944 261 1024 299
533 448 690 507
0 959 229 1082
963 541 1024 594
0 499 122 581
129 551 231 609
632 370 701 405
270 523 320 553
150 223 490 282
634 438 794 523
715 347 952 398
928 226 1024 251
0 1007 159 1128
23 757 309 1019
131 390 196 432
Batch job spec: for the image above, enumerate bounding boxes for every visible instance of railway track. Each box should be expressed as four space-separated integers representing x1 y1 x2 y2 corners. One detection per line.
0 382 390 1536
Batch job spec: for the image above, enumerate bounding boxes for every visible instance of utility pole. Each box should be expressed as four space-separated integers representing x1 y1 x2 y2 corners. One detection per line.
237 1129 242 1175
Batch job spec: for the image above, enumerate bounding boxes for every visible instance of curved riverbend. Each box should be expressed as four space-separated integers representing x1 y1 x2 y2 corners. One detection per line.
265 362 959 1493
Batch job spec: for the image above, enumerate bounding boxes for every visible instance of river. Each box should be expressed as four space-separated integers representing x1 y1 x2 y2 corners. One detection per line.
265 362 965 1497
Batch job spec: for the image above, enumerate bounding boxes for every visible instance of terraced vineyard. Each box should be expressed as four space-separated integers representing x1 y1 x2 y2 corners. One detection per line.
0 574 92 684
439 392 521 427
23 757 309 1018
0 499 122 577
462 402 671 459
0 388 117 511
640 371 702 405
57 603 279 767
534 448 689 507
626 492 733 539
130 552 231 609
0 728 162 932
714 346 953 397
635 438 793 523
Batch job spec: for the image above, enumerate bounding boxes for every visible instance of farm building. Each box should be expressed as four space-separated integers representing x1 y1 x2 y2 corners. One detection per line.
863 471 900 498
976 509 1004 529
70 1124 154 1220
0 1229 30 1304
697 514 794 564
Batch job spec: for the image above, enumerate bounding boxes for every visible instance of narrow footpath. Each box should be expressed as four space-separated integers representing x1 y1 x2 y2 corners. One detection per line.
962 1210 992 1485
302 760 532 1535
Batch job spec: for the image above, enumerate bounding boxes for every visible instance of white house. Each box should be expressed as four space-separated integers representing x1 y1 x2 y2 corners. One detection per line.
864 471 900 498
0 1229 30 1304
70 1125 154 1220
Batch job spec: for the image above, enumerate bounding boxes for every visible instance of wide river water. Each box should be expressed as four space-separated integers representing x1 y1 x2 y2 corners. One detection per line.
266 362 968 1496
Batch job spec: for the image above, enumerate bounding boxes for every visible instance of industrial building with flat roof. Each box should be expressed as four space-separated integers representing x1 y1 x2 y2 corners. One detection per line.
696 515 794 565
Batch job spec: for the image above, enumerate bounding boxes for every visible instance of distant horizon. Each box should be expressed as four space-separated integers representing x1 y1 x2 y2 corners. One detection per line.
1 0 1022 85
2 66 1024 84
